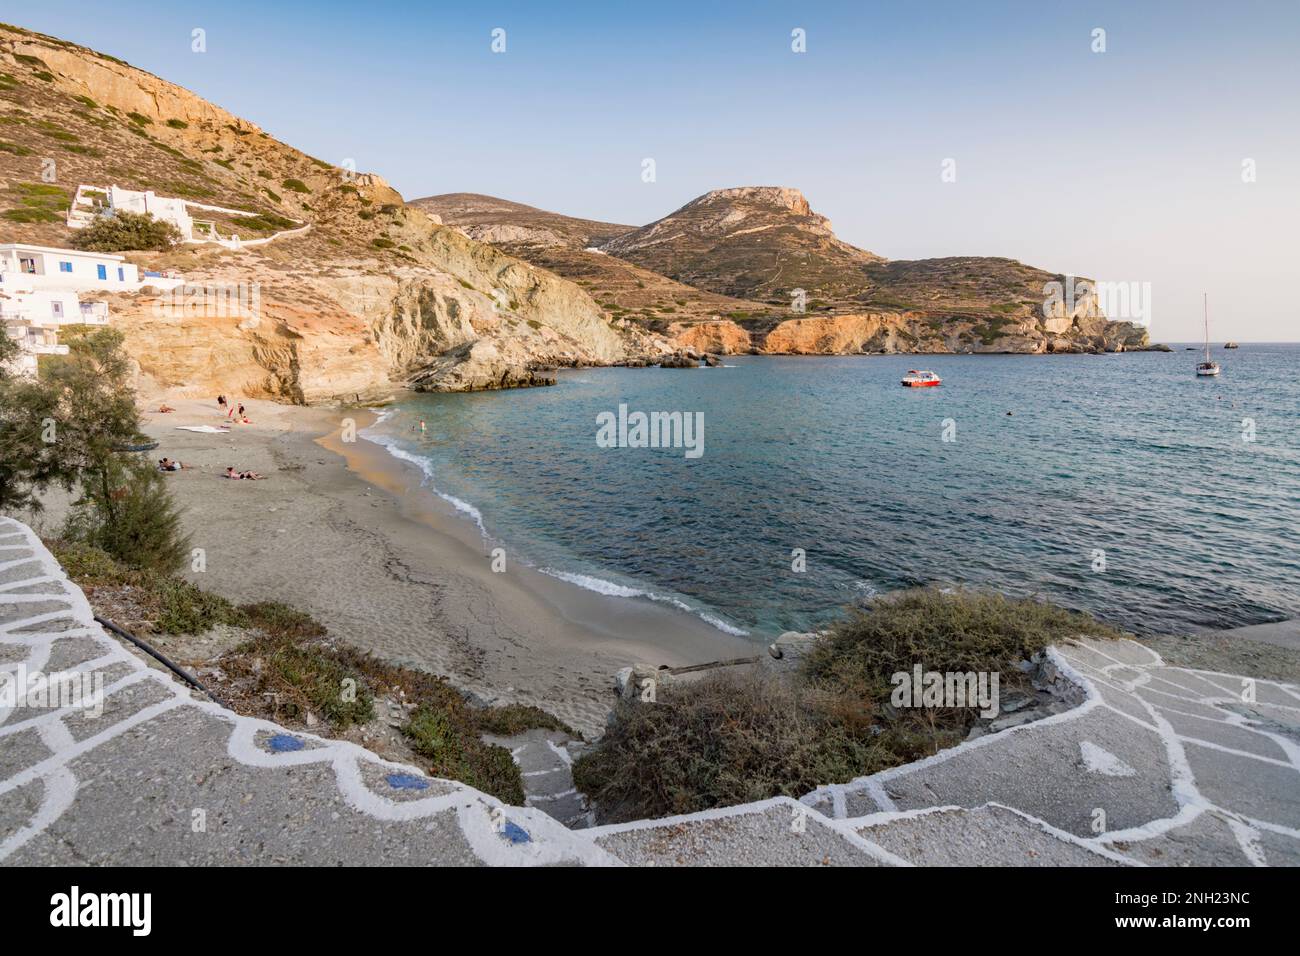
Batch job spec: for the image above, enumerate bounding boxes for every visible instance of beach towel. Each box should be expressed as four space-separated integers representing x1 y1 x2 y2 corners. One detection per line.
175 425 229 433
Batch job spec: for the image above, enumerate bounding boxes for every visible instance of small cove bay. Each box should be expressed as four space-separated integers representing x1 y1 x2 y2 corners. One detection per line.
365 347 1300 641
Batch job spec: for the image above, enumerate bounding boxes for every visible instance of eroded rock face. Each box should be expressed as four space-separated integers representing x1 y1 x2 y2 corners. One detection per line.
666 320 754 355
109 235 644 403
0 25 649 402
762 314 907 354
663 311 1152 357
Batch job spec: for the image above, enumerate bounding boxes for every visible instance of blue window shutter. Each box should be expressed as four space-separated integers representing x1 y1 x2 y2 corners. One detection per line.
60 261 73 273
117 268 124 281
97 264 107 280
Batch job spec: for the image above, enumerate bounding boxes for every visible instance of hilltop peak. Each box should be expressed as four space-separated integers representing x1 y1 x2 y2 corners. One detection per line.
688 186 812 216
597 184 881 303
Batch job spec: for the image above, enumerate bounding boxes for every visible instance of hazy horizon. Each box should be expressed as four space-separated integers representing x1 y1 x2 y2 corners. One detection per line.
8 0 1299 342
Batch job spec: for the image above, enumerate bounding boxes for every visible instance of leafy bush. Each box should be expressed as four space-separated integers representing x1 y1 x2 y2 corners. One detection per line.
71 211 181 252
62 455 191 575
165 118 188 129
281 178 310 193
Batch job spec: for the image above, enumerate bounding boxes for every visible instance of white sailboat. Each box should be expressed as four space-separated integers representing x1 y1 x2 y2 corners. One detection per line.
1196 293 1221 377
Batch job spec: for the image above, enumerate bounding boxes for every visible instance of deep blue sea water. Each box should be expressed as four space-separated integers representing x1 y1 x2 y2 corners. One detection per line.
367 345 1300 640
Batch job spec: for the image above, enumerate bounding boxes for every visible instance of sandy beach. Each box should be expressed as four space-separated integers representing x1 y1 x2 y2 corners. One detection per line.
76 395 755 736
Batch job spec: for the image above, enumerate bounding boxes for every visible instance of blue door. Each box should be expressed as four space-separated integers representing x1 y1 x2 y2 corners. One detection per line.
96 264 107 280
117 268 125 281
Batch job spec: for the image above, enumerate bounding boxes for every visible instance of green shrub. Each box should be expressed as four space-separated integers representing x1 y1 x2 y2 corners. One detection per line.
240 601 326 640
71 211 181 252
404 703 524 804
802 588 1118 702
153 576 243 633
281 178 310 193
62 457 191 575
237 212 296 232
230 630 375 728
3 207 61 223
165 118 188 129
370 237 394 249
474 704 574 737
126 111 152 125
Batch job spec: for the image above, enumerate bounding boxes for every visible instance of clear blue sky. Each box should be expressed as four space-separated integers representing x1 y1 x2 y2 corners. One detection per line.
7 0 1298 340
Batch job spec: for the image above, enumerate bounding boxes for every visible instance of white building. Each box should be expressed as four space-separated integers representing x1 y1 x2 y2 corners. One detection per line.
0 243 140 291
0 244 118 378
67 184 307 250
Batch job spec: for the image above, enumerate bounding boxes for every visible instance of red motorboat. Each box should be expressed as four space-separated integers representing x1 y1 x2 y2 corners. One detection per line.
901 370 942 388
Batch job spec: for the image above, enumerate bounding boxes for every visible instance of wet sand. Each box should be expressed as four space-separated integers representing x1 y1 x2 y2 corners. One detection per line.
124 396 755 736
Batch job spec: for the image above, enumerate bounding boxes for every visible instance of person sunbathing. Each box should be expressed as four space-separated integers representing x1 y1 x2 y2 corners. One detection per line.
157 404 176 413
158 458 190 472
224 467 265 480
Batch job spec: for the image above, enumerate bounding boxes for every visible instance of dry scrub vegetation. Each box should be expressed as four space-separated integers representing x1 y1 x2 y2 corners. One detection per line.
573 588 1121 823
51 540 571 803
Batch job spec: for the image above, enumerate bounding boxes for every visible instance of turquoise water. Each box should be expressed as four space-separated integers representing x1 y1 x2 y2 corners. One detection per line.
367 346 1300 639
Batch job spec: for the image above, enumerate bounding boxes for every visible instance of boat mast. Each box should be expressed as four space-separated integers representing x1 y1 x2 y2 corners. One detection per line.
1203 293 1210 363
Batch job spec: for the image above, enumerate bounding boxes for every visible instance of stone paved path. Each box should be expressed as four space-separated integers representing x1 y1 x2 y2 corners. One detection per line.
803 635 1300 866
0 518 614 866
485 729 590 828
4 516 1298 867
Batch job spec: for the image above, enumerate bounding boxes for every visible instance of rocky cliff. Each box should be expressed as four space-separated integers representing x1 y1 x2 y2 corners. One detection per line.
426 186 1156 355
0 24 660 402
672 310 1151 357
2 23 1155 401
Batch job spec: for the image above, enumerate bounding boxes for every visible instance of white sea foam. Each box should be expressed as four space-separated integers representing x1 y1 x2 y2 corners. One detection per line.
540 568 749 637
360 423 487 535
362 413 748 639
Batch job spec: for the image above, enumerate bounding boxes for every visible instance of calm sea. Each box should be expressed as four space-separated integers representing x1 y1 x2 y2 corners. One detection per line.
366 345 1300 640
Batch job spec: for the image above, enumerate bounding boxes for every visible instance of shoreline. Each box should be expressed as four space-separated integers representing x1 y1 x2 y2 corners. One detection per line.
129 396 754 737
